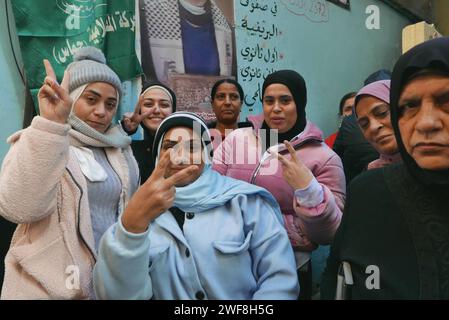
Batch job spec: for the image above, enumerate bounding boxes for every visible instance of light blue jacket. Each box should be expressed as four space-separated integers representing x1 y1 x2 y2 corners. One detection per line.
93 193 299 300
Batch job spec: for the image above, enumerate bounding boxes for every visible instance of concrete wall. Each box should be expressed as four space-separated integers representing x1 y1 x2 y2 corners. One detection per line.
0 0 26 164
235 0 411 136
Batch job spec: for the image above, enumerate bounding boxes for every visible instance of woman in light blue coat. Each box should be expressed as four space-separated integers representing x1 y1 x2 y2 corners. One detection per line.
94 112 299 300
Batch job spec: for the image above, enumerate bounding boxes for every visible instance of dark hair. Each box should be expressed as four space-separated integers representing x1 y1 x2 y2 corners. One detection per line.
339 92 357 115
211 79 244 101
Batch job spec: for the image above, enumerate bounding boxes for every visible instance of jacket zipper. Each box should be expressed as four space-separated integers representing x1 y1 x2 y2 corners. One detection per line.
65 168 96 262
250 137 322 185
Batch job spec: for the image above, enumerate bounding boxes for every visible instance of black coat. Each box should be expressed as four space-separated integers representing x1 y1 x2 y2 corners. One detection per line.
333 114 378 184
321 164 449 299
131 135 155 185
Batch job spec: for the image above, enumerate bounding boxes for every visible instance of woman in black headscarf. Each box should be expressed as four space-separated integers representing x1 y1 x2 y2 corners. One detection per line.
121 82 176 184
321 37 449 300
213 70 346 299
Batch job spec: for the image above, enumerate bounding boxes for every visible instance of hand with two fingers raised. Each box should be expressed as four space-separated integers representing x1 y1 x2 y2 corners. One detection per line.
121 150 199 233
38 59 72 124
270 140 315 190
121 95 154 133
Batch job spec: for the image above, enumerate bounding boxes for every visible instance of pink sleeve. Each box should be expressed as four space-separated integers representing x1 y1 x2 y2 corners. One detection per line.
0 116 71 224
212 132 231 176
293 154 346 245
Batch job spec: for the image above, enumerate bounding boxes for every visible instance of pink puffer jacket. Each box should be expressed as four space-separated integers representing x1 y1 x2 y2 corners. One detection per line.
213 114 346 254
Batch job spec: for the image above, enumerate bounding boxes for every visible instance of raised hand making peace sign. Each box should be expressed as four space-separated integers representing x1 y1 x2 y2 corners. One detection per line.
121 149 199 234
38 59 72 124
122 85 174 134
121 95 154 133
270 140 315 190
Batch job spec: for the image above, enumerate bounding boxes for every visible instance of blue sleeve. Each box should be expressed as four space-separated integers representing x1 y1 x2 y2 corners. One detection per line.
93 217 153 300
243 195 300 300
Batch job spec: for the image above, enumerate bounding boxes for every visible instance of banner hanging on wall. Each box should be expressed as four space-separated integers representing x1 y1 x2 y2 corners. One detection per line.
12 0 142 110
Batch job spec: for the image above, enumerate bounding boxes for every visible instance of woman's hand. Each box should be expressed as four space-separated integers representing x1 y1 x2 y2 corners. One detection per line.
37 59 72 124
121 95 153 133
121 150 198 234
271 141 314 190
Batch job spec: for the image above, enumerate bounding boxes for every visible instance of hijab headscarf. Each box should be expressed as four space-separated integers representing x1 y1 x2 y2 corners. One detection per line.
151 112 282 222
354 80 401 165
140 81 177 140
354 80 391 117
261 70 307 145
390 37 449 186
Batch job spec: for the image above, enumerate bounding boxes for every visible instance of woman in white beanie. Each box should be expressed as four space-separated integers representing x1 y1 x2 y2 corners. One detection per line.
0 47 139 299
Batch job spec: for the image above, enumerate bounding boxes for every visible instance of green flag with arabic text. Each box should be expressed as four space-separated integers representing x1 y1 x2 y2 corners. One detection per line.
12 0 141 110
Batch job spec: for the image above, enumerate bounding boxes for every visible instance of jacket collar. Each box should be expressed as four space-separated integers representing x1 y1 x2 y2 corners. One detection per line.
154 212 189 248
247 113 323 147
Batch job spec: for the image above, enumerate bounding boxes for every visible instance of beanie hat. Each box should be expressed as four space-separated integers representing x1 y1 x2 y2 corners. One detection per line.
66 46 122 98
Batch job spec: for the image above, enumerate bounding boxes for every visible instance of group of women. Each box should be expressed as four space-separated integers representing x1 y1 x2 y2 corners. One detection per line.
0 36 449 299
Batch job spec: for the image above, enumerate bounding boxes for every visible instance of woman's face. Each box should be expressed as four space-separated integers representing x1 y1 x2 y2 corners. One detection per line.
342 96 356 117
212 82 242 125
160 127 205 187
141 88 173 133
263 84 298 134
398 74 449 170
72 82 117 133
356 96 397 155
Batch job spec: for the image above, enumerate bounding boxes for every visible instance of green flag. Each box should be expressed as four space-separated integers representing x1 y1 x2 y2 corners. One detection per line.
12 0 142 110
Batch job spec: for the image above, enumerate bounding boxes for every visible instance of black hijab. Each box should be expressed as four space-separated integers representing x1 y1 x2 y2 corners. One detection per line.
390 37 449 187
261 70 307 146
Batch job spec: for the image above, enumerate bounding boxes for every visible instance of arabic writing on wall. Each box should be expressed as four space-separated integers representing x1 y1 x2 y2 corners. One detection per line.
53 1 136 65
279 0 329 22
238 0 281 112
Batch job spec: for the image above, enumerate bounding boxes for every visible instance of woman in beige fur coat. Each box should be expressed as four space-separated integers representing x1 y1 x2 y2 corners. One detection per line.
0 47 139 299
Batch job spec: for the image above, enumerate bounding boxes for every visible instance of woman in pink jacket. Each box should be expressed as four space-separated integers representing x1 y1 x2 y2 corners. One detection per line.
213 70 346 299
0 47 139 299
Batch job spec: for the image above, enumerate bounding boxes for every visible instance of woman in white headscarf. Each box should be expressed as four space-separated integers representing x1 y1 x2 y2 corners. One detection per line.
94 112 299 300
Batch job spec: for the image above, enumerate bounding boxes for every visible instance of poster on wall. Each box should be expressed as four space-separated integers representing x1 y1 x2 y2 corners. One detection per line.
326 0 350 10
138 0 236 121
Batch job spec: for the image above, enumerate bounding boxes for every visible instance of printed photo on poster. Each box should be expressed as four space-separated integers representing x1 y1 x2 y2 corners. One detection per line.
327 0 350 10
138 0 236 121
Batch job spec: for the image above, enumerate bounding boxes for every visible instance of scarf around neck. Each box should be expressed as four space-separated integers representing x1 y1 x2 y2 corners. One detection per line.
179 0 212 26
173 165 283 224
68 85 131 149
68 114 131 149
